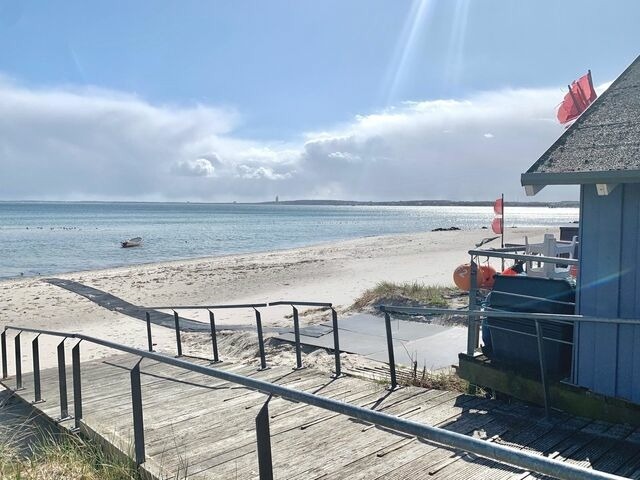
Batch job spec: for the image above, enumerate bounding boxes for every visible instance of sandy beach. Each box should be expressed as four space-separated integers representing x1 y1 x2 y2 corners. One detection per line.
1 227 551 373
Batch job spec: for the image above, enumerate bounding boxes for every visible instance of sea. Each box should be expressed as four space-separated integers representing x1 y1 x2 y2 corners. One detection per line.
0 202 579 280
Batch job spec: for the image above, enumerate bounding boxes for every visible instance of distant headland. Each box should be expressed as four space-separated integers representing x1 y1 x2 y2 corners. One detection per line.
258 199 579 208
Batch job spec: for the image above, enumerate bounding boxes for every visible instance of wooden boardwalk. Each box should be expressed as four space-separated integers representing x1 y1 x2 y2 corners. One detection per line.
3 353 640 479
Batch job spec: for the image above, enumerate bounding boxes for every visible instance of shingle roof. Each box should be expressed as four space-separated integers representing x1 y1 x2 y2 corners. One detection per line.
521 55 640 187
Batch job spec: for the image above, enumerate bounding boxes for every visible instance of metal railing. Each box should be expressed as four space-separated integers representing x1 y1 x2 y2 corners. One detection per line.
144 300 339 375
465 248 579 358
0 324 626 480
379 304 640 419
380 246 640 421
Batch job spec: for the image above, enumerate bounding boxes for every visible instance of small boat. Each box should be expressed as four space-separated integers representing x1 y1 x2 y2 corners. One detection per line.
121 237 142 248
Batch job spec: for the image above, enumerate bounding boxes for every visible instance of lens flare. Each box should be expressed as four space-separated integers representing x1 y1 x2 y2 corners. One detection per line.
383 0 434 105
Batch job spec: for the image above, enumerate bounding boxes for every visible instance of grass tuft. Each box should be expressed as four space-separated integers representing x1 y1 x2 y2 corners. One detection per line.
352 281 454 311
401 365 469 392
1 428 141 480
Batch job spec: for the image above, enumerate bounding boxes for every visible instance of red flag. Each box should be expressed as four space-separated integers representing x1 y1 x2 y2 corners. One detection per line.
493 197 503 215
491 217 503 234
557 71 597 124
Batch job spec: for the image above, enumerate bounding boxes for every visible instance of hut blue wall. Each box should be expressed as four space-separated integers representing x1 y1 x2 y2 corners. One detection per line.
575 183 640 402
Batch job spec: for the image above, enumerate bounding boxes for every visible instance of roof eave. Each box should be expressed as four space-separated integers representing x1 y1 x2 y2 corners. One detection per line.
521 170 640 187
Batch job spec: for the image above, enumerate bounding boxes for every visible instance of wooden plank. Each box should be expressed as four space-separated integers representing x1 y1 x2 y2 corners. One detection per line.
161 385 449 478
142 374 353 456
82 362 302 427
248 395 491 480
306 397 511 479
433 414 579 480
516 421 633 480
553 422 635 470
274 391 470 479
19 357 253 424
577 184 623 396
214 402 415 479
376 400 540 480
158 385 399 478
8 351 640 480
611 428 640 477
138 374 364 471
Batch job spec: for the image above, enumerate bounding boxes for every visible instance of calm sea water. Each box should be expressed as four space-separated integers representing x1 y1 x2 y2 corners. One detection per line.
0 202 579 279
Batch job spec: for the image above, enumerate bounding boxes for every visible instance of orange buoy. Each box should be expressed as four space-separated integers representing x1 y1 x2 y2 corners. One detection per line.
569 264 579 278
501 261 524 277
501 266 518 276
479 265 497 288
453 264 473 291
453 264 496 291
454 264 497 291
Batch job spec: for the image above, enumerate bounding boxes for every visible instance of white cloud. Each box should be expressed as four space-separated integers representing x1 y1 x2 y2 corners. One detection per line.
0 76 594 202
236 165 291 180
295 87 579 200
171 158 217 177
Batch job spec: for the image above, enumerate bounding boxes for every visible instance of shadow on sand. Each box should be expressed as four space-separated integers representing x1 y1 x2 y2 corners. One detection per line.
44 278 288 334
45 277 209 331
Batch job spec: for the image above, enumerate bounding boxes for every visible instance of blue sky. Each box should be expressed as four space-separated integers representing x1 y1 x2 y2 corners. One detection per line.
0 0 638 201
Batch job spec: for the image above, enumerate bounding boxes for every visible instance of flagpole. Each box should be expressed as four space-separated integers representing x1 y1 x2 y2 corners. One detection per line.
587 70 594 92
500 194 504 249
567 84 585 112
575 80 589 107
501 193 504 271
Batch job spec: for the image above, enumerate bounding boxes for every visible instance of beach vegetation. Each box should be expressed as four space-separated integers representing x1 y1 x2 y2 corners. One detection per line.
0 427 141 480
403 365 469 392
352 281 456 311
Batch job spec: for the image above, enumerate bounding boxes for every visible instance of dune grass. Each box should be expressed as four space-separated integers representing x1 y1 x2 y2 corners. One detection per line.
1 428 141 480
403 366 469 392
352 281 454 311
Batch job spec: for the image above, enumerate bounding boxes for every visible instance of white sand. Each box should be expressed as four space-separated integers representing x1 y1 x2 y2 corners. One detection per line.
1 227 551 373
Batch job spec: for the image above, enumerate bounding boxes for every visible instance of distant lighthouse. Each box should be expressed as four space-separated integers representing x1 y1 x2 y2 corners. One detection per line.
275 195 279 203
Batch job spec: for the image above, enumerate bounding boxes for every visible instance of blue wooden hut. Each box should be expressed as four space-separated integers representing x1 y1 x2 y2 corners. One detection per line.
521 55 640 404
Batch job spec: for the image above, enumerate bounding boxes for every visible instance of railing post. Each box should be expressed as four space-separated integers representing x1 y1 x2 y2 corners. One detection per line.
384 312 398 390
1 329 7 380
255 308 268 371
467 257 480 356
292 306 304 370
14 331 23 390
331 308 342 378
535 320 551 419
255 396 274 480
72 341 83 430
173 310 182 357
57 339 71 421
32 335 44 403
145 312 153 352
130 360 146 466
209 310 220 363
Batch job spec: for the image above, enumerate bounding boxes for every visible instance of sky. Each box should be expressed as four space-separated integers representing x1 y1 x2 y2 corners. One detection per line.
0 0 638 202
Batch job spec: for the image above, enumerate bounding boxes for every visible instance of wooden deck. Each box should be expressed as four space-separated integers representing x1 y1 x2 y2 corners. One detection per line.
3 353 640 479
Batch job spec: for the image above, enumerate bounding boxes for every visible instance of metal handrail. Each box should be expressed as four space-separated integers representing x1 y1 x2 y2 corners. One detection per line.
146 300 332 310
141 300 339 373
0 325 624 480
379 305 640 326
380 303 640 420
268 301 333 307
464 248 579 362
147 303 268 310
468 249 579 265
